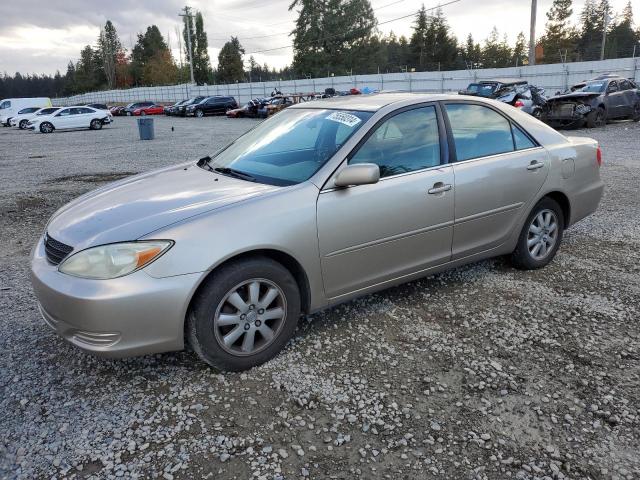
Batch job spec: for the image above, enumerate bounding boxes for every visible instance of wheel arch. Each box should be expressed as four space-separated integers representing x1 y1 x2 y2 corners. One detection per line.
185 248 312 325
543 190 571 228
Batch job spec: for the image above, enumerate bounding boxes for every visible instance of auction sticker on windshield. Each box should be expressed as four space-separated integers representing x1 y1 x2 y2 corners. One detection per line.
326 111 362 127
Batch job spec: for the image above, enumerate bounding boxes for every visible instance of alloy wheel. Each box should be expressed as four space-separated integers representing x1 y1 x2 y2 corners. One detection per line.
527 209 559 260
213 278 287 356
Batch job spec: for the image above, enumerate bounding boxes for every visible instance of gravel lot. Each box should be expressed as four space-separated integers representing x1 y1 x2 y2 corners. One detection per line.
1 115 639 480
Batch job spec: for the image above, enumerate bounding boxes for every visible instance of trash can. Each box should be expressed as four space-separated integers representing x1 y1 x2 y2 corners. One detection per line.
137 117 154 140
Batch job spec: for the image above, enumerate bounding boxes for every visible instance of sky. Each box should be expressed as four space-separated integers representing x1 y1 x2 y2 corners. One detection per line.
0 0 633 76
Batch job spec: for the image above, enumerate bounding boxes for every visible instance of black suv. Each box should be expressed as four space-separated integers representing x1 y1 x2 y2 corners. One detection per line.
186 96 238 117
123 102 155 116
176 97 206 117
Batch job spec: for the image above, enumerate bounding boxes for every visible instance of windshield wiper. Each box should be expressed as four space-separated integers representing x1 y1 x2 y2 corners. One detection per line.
213 166 257 182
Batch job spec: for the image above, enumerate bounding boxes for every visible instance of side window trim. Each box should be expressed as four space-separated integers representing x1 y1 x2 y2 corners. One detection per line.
440 100 540 163
345 102 448 172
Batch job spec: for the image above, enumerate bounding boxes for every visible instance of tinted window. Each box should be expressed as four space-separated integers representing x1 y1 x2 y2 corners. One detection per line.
608 81 618 92
39 108 59 115
350 106 441 178
619 80 632 91
18 107 39 114
57 109 71 116
445 104 514 161
512 124 536 150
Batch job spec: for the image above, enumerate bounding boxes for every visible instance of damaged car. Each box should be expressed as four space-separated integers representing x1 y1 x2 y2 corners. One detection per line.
543 76 640 128
459 78 547 118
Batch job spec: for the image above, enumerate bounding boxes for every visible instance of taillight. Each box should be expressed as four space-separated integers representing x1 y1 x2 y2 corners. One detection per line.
596 146 602 167
514 100 525 108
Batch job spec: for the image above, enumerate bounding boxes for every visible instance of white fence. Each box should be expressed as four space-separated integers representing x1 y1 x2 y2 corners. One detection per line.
55 57 640 107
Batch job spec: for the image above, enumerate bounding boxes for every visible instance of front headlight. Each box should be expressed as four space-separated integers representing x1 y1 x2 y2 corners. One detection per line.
59 241 173 279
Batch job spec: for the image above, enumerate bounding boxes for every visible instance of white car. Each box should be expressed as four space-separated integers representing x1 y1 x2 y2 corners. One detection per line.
10 107 60 129
0 97 51 126
27 106 112 134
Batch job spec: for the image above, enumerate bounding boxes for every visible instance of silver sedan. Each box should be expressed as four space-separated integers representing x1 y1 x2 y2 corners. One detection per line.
31 93 604 371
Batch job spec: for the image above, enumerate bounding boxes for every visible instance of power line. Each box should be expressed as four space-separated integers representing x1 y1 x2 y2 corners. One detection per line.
245 0 463 55
207 0 409 42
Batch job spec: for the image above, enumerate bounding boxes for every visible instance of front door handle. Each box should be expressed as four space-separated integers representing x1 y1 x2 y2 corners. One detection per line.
527 160 545 171
428 182 452 194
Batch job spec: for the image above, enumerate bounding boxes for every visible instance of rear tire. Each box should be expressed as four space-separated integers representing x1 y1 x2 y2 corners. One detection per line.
511 197 564 270
586 106 605 128
187 257 301 371
39 122 54 134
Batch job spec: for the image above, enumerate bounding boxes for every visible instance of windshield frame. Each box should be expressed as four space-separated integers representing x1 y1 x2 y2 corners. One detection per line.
201 108 374 187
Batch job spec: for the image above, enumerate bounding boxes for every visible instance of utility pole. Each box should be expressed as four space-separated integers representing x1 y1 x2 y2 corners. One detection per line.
600 9 611 61
179 6 195 84
529 0 537 66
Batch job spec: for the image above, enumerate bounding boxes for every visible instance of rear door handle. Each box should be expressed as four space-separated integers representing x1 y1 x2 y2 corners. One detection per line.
428 183 452 194
527 161 545 171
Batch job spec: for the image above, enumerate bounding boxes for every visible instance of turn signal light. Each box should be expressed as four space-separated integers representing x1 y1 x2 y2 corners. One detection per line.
596 146 602 167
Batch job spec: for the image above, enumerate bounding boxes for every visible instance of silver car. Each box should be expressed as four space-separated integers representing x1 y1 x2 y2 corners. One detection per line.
31 94 604 371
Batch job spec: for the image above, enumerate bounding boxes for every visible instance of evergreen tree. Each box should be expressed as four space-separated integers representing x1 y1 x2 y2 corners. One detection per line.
513 32 528 66
608 2 639 58
193 12 211 84
97 20 123 89
217 37 245 83
540 0 578 63
481 27 512 68
463 33 482 68
409 5 429 70
131 26 177 85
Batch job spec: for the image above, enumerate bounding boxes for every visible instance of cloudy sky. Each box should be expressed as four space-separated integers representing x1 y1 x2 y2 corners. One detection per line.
0 0 632 75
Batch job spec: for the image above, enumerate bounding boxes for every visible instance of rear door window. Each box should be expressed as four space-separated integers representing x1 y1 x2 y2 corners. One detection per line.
445 104 515 161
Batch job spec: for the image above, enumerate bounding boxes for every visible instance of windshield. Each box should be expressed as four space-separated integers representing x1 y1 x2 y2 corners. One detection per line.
202 108 373 186
38 108 59 115
466 83 496 97
571 81 605 93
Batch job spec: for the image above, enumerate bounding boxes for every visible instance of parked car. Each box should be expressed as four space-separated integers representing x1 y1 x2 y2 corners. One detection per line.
257 96 294 118
11 107 61 129
226 98 269 118
186 96 238 117
459 79 548 117
110 106 126 116
0 97 52 126
132 104 165 116
9 107 44 129
176 97 207 117
122 102 155 116
543 76 640 128
31 93 604 371
27 106 111 133
164 100 188 116
85 103 110 111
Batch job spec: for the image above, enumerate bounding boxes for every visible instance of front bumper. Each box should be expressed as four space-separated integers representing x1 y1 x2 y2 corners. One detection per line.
30 236 201 358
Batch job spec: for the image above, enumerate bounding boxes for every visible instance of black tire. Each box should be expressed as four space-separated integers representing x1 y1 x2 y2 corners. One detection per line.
90 119 102 130
586 106 605 128
195 109 204 118
632 102 640 122
511 197 564 270
187 257 301 371
19 120 28 129
39 122 54 134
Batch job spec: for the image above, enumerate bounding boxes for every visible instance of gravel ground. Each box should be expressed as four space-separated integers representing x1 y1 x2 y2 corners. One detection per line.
0 115 638 480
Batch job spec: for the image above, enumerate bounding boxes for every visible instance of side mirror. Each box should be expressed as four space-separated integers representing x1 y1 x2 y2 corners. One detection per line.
334 163 380 188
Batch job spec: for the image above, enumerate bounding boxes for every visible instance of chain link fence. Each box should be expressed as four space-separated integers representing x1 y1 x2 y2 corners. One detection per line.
55 57 640 107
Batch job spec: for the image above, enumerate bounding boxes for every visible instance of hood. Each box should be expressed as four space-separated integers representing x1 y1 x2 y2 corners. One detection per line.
548 91 601 102
46 163 279 250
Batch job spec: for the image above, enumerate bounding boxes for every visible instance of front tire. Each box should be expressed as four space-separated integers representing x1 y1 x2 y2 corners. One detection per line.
90 119 102 130
586 106 605 128
511 197 564 270
632 103 640 122
19 120 28 129
195 109 204 118
187 257 301 371
39 122 54 134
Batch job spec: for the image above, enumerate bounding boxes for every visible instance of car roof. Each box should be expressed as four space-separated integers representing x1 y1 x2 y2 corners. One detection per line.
289 93 461 112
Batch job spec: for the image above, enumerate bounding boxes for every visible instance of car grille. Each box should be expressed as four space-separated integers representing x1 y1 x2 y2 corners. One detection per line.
44 233 73 265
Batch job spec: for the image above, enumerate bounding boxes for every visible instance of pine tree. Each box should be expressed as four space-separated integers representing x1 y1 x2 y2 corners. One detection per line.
131 26 176 85
410 5 429 70
193 12 211 84
540 0 578 63
608 1 639 58
97 20 123 89
513 32 528 66
217 37 245 83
